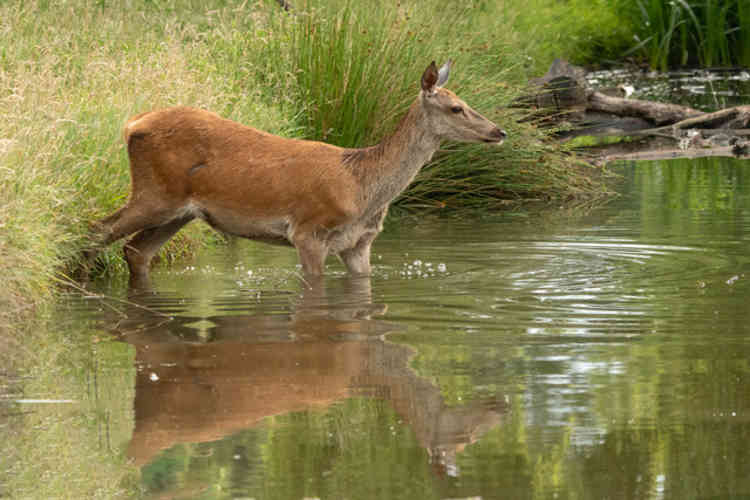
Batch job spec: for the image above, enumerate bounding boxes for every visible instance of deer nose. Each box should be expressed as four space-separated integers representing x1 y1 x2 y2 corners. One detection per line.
486 128 506 143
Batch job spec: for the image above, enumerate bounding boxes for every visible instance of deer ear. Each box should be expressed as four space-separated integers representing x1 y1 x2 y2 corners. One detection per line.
421 61 439 93
436 60 452 87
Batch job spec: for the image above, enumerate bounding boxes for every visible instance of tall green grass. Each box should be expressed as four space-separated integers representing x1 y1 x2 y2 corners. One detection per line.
619 0 749 69
225 0 598 207
730 0 750 67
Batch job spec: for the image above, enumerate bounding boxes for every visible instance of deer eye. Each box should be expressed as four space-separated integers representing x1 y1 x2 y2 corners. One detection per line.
451 106 463 114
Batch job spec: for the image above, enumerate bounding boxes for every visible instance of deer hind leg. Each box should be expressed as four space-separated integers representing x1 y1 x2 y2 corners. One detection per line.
81 196 187 271
92 197 184 246
124 214 194 289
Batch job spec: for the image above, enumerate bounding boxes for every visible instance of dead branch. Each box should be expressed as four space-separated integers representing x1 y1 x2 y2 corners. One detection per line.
587 91 703 126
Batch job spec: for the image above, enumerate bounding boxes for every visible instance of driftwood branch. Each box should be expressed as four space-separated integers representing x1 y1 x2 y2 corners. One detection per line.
587 91 703 126
600 145 739 163
667 106 750 130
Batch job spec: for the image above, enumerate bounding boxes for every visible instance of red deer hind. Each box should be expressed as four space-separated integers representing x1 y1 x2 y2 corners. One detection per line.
89 61 507 286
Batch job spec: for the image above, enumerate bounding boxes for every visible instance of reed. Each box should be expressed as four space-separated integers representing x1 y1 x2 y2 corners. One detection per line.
740 0 750 66
619 0 748 69
622 0 688 70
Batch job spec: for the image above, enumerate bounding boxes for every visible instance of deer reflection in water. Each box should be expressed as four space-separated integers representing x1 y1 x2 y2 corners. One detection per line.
110 276 506 476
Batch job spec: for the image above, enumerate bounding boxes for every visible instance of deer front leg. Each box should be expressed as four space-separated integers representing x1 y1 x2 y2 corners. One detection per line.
340 231 377 276
340 208 387 276
292 232 329 276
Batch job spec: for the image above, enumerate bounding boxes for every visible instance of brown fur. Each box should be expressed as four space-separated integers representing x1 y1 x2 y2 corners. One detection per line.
89 62 506 287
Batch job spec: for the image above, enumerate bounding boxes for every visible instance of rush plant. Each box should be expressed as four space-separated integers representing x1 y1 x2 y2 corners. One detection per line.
620 0 748 69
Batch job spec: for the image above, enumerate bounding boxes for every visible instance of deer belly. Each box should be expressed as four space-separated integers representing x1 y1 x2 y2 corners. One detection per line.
194 204 292 246
327 224 375 254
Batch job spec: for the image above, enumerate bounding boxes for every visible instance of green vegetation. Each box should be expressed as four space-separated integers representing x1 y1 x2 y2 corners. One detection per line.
507 0 749 70
504 0 634 67
616 0 750 70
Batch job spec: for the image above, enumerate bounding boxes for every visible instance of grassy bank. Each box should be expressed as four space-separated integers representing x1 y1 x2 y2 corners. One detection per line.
0 0 611 327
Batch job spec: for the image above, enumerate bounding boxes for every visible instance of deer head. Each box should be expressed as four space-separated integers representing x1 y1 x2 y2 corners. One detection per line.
420 61 507 145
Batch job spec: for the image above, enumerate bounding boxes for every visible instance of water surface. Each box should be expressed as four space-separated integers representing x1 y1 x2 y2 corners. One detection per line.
8 158 750 499
587 67 750 109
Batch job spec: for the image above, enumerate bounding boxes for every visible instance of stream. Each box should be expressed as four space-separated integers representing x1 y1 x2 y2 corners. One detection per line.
4 157 749 499
3 70 750 499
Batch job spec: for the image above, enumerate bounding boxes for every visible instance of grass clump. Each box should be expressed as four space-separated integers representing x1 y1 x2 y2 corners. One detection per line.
615 0 750 69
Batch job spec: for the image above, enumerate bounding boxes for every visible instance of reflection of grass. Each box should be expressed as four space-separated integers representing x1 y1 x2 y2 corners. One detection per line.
0 310 139 499
138 399 439 500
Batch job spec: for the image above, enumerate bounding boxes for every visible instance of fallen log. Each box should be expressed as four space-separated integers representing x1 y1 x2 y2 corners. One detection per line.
587 91 703 126
608 146 734 162
519 60 750 161
584 98 750 132
596 143 748 164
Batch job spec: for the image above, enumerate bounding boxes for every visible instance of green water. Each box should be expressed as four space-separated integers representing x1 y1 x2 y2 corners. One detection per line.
4 158 750 499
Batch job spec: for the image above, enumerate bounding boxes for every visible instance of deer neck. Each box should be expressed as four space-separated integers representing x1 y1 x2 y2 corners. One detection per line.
346 100 441 215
